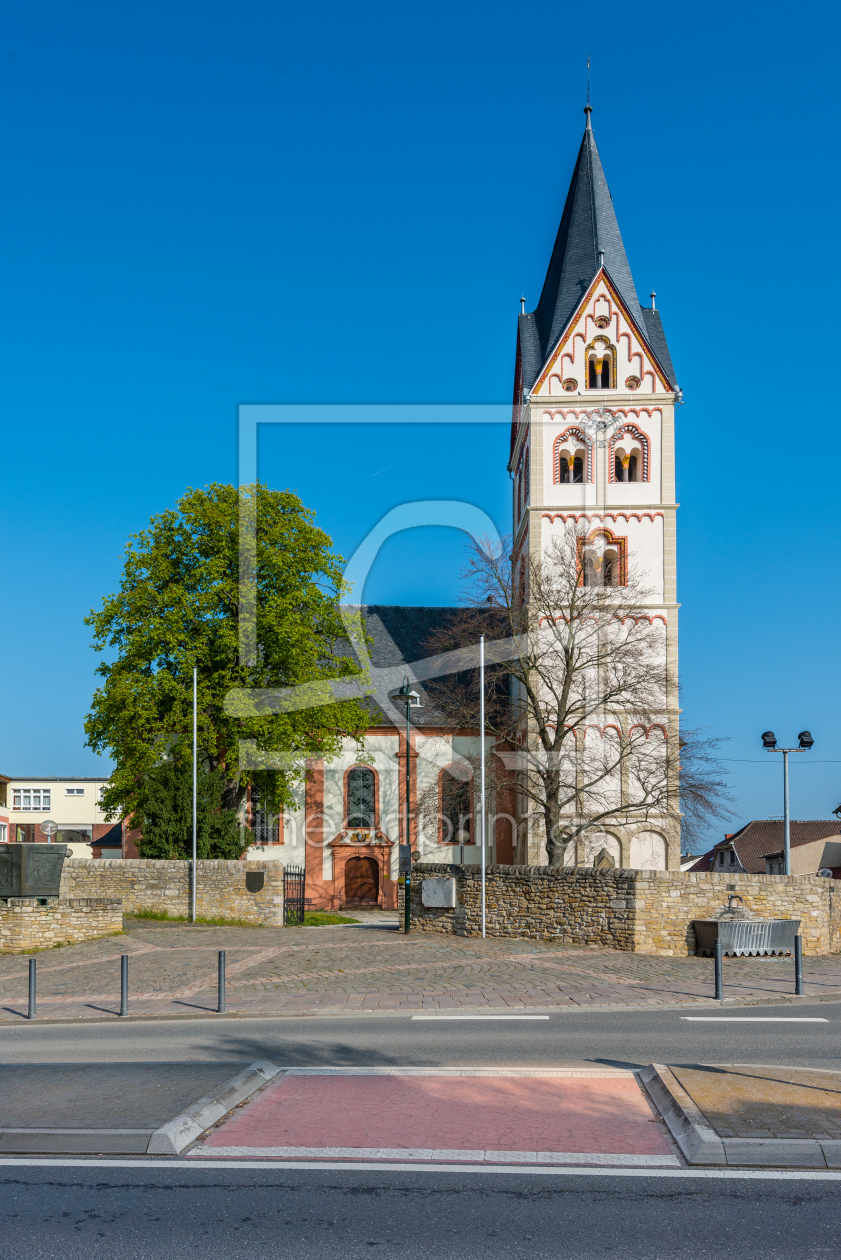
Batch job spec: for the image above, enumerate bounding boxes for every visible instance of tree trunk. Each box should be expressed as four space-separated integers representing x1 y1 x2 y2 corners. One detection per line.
542 764 566 867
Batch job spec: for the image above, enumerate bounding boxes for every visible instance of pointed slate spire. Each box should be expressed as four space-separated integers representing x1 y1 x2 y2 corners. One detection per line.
527 107 645 378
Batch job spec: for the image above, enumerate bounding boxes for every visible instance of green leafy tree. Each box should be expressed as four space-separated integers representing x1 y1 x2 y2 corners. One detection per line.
138 761 246 860
85 482 369 829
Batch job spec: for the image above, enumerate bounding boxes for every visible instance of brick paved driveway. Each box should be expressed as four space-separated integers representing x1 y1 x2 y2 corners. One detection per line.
1 918 840 1021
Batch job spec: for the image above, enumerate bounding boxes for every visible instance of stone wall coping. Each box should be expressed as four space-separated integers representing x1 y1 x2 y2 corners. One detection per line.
69 859 281 871
413 863 830 887
0 897 122 909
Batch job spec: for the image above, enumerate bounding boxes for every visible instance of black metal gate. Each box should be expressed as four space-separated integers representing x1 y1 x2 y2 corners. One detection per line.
283 865 306 926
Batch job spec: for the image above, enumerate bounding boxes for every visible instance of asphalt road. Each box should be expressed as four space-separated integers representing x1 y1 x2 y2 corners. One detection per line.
0 1000 839 1070
1 1165 840 1259
3 1006 841 1257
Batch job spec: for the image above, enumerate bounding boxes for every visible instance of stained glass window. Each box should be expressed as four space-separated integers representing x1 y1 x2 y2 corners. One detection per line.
346 767 375 828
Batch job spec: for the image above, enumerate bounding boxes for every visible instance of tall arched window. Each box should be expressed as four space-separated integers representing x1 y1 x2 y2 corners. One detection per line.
250 786 277 844
628 454 637 481
346 766 376 829
578 528 627 587
441 768 473 844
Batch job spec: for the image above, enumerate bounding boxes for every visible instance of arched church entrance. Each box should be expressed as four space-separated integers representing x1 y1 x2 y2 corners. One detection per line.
344 855 380 905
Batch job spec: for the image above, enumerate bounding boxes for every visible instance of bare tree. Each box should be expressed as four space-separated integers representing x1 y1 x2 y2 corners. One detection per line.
424 529 731 866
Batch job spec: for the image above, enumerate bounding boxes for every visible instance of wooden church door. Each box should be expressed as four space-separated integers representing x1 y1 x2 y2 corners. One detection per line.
344 855 379 904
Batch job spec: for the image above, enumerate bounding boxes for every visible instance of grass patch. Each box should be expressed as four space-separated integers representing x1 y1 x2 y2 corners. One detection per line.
126 909 262 928
301 912 360 926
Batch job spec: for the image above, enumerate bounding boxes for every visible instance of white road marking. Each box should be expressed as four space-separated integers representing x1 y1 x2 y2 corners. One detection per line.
1 1158 841 1179
680 1017 829 1022
411 1015 550 1021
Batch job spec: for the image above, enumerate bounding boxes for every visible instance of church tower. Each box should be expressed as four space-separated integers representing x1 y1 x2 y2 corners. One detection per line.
509 106 681 871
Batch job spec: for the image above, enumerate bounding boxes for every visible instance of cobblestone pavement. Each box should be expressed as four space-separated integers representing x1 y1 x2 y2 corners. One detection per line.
669 1065 841 1140
1 918 840 1021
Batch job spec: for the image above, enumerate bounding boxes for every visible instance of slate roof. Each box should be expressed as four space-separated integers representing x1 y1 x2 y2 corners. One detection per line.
518 107 676 392
340 605 482 729
688 821 841 875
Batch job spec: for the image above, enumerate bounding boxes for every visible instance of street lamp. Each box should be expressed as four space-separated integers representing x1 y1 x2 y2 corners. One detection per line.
394 677 421 934
761 730 815 874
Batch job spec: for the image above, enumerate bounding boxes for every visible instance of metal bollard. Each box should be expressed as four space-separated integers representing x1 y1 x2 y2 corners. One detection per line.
218 950 226 1014
714 937 723 1001
120 954 128 1017
795 936 804 996
28 958 36 1020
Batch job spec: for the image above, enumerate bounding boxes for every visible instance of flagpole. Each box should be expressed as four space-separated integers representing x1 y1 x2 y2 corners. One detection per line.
480 635 486 940
192 666 197 924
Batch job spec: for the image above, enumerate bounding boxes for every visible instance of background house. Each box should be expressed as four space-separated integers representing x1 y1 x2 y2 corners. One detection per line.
689 820 841 876
7 777 122 857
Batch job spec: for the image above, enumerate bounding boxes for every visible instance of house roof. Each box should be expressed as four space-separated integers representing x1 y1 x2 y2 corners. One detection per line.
8 777 109 783
688 821 841 875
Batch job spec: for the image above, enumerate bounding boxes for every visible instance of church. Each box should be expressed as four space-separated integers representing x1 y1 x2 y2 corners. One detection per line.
251 106 682 909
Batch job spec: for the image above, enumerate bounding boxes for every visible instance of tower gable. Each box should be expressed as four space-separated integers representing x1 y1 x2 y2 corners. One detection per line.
531 269 674 399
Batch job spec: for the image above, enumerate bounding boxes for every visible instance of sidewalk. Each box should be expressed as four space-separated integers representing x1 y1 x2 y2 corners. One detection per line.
1 917 840 1021
643 1064 841 1167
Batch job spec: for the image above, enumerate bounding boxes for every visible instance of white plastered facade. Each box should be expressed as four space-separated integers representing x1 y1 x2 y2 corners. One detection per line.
509 272 681 871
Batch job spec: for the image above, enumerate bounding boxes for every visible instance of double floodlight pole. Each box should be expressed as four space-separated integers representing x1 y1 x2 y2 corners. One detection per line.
760 730 814 875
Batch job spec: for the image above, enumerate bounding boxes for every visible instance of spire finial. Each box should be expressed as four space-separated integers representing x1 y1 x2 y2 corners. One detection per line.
584 54 592 128
520 296 526 314
584 66 593 130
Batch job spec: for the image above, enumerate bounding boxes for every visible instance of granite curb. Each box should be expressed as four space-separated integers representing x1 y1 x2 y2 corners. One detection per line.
0 1061 281 1156
641 1064 841 1169
1 990 840 1027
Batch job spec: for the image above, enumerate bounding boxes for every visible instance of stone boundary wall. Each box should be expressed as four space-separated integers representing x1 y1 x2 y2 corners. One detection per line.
62 860 285 925
0 898 122 952
409 864 841 956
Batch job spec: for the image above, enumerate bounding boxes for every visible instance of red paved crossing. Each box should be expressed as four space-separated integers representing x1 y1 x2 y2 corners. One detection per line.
190 1069 679 1166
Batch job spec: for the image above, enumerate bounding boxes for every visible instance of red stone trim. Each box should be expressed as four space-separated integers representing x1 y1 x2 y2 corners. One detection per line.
582 723 623 739
608 423 651 483
576 526 628 586
543 511 664 524
541 407 662 421
552 428 594 484
629 723 669 739
540 612 667 627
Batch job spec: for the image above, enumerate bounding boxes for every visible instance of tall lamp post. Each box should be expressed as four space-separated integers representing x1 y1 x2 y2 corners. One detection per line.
395 678 421 934
761 730 814 875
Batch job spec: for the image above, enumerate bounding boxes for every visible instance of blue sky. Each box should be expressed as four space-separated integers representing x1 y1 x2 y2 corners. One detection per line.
0 0 838 846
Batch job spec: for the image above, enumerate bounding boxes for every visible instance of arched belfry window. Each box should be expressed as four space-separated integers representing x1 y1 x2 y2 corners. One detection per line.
553 428 592 484
608 425 650 483
440 767 473 844
346 766 376 829
614 450 639 482
586 336 614 390
557 450 585 483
